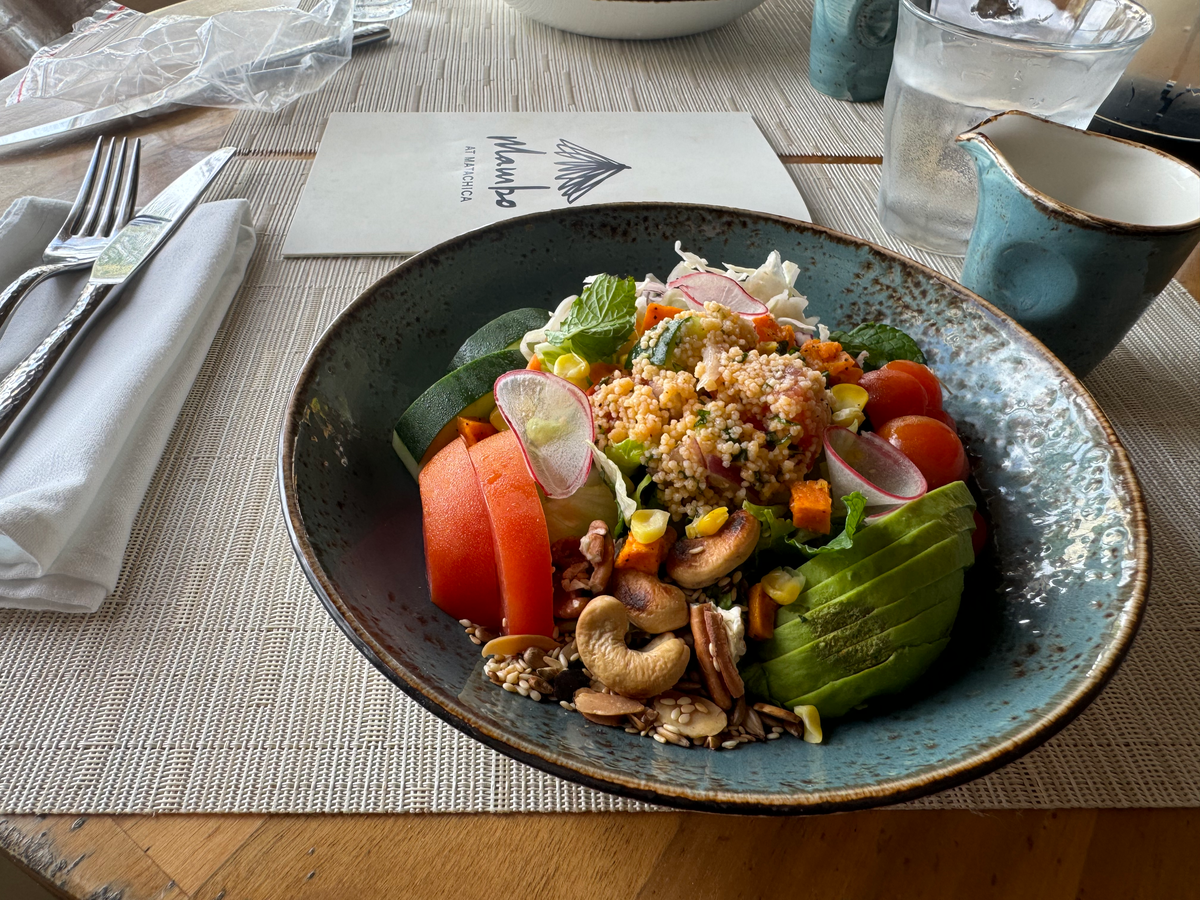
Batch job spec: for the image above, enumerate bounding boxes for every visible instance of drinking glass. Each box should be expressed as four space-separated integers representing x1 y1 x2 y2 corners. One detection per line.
876 0 1153 255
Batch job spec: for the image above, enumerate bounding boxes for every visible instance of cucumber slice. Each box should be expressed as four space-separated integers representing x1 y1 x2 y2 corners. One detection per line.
449 308 550 371
393 349 526 475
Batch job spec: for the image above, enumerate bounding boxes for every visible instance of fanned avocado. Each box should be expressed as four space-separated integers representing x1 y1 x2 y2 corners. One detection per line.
760 567 965 661
449 308 550 371
778 507 975 626
392 349 525 478
798 481 974 590
787 639 952 717
759 592 962 704
738 481 979 719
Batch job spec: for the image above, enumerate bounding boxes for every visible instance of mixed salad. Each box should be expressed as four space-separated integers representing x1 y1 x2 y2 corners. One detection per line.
397 245 985 750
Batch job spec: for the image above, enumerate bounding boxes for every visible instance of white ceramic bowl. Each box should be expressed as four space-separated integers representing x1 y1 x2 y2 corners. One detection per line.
502 0 769 40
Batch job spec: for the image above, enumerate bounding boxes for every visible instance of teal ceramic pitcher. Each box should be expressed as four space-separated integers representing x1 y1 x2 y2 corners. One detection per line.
957 111 1200 376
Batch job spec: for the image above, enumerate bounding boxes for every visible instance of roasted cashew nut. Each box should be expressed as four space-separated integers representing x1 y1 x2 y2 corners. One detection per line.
575 596 690 699
610 568 689 634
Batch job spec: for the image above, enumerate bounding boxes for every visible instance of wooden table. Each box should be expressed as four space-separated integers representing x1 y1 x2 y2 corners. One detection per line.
1 86 1199 900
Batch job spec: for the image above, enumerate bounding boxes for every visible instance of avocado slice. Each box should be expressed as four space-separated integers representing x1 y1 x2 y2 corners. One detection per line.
759 592 962 704
785 639 952 717
773 529 974 643
760 566 965 661
778 506 975 627
798 481 975 590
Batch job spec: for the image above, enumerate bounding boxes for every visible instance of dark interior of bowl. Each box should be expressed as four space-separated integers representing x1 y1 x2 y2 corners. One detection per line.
280 203 1146 813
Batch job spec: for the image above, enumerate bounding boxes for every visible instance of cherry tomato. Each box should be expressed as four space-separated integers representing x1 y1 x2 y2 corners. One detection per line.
858 369 929 429
971 510 988 557
884 360 943 410
927 408 958 432
876 415 968 489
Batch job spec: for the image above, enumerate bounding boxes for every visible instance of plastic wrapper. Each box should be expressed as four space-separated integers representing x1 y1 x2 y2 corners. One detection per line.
7 0 353 113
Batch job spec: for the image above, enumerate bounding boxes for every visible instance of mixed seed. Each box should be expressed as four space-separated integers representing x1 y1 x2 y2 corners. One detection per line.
467 608 821 751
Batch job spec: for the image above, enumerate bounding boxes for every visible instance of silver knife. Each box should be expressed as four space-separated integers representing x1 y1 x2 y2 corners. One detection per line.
0 25 390 154
0 146 236 440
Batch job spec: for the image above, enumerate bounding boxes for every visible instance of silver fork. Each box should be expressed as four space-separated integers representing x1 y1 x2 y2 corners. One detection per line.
0 135 140 343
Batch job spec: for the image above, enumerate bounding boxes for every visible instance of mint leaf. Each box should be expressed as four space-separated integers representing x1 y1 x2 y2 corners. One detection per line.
828 323 925 370
786 492 868 557
742 500 796 555
546 274 637 363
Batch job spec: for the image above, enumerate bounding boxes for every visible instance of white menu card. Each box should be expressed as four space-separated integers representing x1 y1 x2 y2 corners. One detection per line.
283 112 811 256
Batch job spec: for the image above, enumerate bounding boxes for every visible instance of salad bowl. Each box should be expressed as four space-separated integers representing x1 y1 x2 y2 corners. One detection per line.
279 203 1147 813
501 0 769 40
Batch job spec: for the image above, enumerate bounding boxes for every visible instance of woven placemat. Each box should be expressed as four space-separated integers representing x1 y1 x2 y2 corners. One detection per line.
0 155 1196 813
222 0 885 158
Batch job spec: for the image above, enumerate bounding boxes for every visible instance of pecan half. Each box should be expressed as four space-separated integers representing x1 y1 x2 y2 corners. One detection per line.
689 603 732 710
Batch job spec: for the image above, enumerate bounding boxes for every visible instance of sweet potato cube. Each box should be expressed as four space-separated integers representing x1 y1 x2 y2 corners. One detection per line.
640 302 682 335
456 416 498 447
747 583 778 642
790 478 832 534
614 533 671 574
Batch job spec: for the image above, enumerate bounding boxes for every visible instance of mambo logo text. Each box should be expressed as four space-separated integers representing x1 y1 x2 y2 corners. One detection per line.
485 136 631 208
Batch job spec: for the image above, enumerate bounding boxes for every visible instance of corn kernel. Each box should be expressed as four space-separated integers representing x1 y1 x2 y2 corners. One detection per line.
686 506 729 539
830 383 869 412
793 704 823 744
553 353 590 389
630 509 669 544
831 407 866 432
761 567 805 605
489 406 509 432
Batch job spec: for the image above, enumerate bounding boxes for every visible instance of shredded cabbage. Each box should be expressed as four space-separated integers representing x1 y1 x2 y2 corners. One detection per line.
519 293 577 360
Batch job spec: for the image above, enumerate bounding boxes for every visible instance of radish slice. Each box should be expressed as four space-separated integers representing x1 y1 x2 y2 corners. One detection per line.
824 426 927 510
494 370 595 499
667 271 769 317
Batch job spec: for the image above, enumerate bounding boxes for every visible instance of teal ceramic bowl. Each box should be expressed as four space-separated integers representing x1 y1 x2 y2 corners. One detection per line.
279 203 1148 813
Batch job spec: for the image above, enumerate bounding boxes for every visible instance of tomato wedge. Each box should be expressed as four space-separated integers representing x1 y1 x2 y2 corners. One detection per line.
419 438 503 629
467 430 555 637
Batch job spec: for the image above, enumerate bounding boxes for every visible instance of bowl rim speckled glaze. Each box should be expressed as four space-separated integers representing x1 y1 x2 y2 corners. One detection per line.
278 202 1149 814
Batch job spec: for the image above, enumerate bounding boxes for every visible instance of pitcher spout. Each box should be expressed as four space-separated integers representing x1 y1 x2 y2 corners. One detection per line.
956 110 1200 234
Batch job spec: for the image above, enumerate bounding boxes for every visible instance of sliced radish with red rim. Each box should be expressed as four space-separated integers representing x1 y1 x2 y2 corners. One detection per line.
824 426 927 511
493 370 595 499
666 271 768 318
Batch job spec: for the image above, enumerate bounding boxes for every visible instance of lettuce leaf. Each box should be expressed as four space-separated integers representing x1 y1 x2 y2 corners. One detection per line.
742 500 796 555
604 439 645 477
546 274 637 363
589 443 637 534
539 469 619 543
786 492 868 557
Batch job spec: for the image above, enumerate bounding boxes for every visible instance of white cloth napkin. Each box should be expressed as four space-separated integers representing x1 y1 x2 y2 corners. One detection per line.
0 196 255 613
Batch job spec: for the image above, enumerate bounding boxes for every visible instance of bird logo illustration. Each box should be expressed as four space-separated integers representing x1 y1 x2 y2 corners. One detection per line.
554 140 632 204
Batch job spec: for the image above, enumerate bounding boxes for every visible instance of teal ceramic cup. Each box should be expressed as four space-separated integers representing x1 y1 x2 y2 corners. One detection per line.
808 0 898 102
958 111 1200 376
